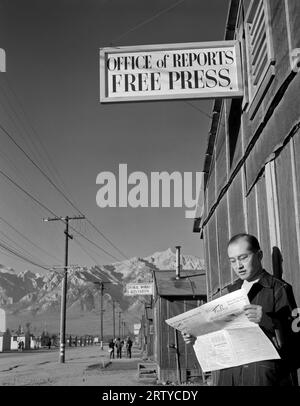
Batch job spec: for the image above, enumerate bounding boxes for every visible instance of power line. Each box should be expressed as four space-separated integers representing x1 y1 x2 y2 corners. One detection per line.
0 246 25 263
0 1 213 268
0 215 61 263
0 122 83 214
103 0 216 123
85 219 128 260
0 232 50 268
184 101 225 126
0 78 89 256
0 240 51 271
71 228 121 262
110 0 187 45
0 76 69 192
1 76 128 259
0 85 45 170
0 120 128 260
43 215 85 364
183 101 215 121
73 238 105 265
0 147 34 190
0 93 211 268
0 165 65 259
0 166 59 217
0 167 122 262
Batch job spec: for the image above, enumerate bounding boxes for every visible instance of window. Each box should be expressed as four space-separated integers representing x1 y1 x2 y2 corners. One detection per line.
245 0 275 112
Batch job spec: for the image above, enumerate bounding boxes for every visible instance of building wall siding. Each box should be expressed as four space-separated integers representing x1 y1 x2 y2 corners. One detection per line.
275 137 300 305
228 171 246 236
216 196 231 289
246 183 258 237
215 115 227 197
202 0 300 306
207 214 220 295
154 297 204 382
246 72 300 191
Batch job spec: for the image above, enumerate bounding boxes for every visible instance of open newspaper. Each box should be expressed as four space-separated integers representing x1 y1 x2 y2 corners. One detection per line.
165 289 280 372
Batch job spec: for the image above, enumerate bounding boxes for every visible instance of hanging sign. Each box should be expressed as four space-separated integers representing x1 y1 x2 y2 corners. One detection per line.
124 283 153 296
100 41 243 103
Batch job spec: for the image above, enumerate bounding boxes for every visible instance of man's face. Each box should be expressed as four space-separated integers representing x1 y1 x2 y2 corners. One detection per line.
228 238 262 281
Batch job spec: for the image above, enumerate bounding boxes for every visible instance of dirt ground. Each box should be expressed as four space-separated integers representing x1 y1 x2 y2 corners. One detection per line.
0 345 155 386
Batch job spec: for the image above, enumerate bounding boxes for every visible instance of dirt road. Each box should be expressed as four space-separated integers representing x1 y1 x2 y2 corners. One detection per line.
0 345 154 386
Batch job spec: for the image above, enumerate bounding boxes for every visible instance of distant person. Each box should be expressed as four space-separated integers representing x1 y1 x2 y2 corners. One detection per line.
126 337 133 358
47 338 51 350
115 338 123 359
108 338 115 359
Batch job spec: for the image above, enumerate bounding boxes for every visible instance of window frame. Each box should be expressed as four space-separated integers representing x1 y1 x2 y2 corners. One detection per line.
244 0 276 118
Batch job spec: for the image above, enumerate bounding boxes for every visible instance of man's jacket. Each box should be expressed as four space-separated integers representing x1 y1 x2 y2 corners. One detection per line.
227 270 300 368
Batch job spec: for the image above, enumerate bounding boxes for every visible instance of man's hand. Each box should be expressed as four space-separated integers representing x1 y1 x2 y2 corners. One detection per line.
244 304 263 324
181 332 196 345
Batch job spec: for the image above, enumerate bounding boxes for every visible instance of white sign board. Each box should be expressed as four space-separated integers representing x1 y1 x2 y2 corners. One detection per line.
100 41 243 103
0 48 6 73
125 283 153 296
0 308 6 332
134 323 141 335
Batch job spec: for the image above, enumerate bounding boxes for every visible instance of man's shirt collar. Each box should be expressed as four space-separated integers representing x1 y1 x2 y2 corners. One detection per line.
231 270 272 290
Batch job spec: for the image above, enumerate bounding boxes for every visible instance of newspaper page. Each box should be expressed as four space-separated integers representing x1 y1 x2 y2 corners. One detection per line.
165 289 280 372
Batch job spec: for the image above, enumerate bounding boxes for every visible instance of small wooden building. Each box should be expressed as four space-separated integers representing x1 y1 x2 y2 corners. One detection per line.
152 270 206 383
0 330 11 352
145 306 154 358
138 314 146 352
138 301 154 358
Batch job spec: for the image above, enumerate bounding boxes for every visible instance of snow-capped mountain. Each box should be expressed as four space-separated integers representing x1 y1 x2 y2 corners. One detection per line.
0 266 44 306
0 249 205 335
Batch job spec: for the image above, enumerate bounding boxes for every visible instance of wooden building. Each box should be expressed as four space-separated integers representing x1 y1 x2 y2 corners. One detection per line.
193 0 300 382
144 306 154 358
0 330 10 352
152 270 206 383
139 307 153 358
138 313 146 352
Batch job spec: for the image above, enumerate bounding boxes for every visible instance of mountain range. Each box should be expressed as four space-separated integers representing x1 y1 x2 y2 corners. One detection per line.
0 248 205 336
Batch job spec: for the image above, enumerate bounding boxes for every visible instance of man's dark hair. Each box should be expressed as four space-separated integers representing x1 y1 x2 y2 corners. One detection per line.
228 233 261 252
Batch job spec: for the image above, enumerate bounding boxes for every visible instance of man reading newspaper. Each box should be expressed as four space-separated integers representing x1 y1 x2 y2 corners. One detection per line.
182 234 299 386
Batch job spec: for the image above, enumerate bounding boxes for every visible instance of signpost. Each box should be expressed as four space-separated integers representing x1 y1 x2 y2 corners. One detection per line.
124 283 153 296
100 41 243 103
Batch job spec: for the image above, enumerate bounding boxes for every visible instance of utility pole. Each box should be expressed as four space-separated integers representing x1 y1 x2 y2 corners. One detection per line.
118 311 122 338
93 281 112 349
100 283 104 349
44 215 85 363
112 300 116 339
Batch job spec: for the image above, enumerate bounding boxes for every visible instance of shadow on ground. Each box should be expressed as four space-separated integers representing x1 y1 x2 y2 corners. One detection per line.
86 358 140 372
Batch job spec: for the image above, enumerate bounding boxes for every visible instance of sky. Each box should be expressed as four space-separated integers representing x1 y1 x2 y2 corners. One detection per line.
0 0 229 274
